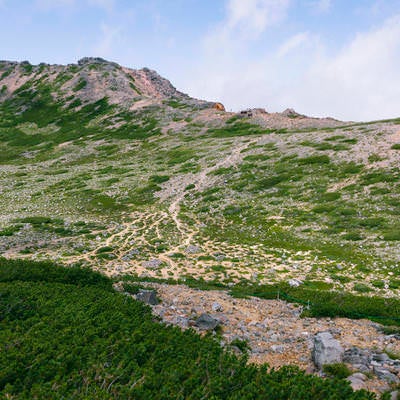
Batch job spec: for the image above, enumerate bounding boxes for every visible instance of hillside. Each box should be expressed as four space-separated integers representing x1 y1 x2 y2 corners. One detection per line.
1 58 400 397
1 58 399 297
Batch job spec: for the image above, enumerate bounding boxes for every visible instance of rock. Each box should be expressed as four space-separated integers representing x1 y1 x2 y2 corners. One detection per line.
347 373 367 391
373 366 400 384
372 352 391 363
136 289 159 305
194 313 219 331
282 108 304 118
391 390 398 400
185 245 202 254
171 316 190 328
212 302 223 312
288 279 303 287
312 332 344 369
271 345 284 353
343 347 371 367
142 258 162 269
213 102 225 111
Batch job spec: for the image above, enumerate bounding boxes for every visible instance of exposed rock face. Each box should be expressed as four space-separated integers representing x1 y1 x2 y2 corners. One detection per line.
312 332 344 368
136 289 159 305
194 313 219 331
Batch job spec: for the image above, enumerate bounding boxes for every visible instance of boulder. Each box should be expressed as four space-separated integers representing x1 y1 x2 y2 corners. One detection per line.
194 313 219 331
312 332 344 369
136 289 159 305
346 373 367 391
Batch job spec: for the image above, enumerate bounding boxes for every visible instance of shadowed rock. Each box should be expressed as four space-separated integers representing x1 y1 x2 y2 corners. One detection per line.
194 313 219 331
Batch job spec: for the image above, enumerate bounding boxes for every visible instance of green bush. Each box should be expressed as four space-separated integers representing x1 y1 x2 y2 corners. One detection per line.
0 259 375 399
323 363 352 379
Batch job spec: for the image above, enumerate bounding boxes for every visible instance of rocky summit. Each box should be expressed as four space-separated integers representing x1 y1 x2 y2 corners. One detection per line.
1 58 400 397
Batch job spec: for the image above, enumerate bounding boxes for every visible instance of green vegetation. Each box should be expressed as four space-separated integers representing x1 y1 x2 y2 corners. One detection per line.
323 363 352 379
0 259 374 399
208 121 281 138
73 78 87 92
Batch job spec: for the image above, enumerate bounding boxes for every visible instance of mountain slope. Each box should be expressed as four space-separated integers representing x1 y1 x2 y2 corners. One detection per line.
0 58 400 299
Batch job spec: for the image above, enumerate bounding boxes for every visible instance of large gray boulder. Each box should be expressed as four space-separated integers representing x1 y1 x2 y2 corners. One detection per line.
136 289 159 305
312 332 344 369
194 314 219 331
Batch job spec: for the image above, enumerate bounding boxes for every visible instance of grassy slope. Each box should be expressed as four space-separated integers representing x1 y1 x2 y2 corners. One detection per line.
0 258 374 399
0 62 400 296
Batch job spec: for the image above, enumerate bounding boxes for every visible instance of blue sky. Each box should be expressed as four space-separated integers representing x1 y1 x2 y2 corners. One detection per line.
1 0 400 120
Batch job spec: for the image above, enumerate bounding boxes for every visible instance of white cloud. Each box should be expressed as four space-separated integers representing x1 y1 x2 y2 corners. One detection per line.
204 0 290 52
299 15 400 120
309 0 332 14
93 23 122 56
87 0 115 12
35 0 75 10
35 0 114 11
226 0 290 37
185 9 400 121
278 32 309 57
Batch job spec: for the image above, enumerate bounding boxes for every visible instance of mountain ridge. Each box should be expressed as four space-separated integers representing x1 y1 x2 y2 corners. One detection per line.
0 57 216 112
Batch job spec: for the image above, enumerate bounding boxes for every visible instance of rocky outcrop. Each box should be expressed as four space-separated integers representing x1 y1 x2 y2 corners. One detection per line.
0 58 214 110
136 289 159 305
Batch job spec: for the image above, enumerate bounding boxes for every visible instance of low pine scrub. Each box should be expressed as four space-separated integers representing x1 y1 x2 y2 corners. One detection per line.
0 258 375 399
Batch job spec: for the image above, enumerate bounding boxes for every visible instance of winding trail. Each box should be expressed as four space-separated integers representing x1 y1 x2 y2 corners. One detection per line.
167 139 257 247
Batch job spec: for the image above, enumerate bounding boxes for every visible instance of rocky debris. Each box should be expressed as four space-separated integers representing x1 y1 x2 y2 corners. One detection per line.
142 258 162 269
312 332 344 369
288 278 303 287
136 289 159 305
391 390 399 400
344 347 372 372
347 373 368 391
212 302 223 312
77 57 117 66
194 313 220 331
343 346 400 384
281 108 304 118
185 245 202 254
373 366 399 384
121 248 140 261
